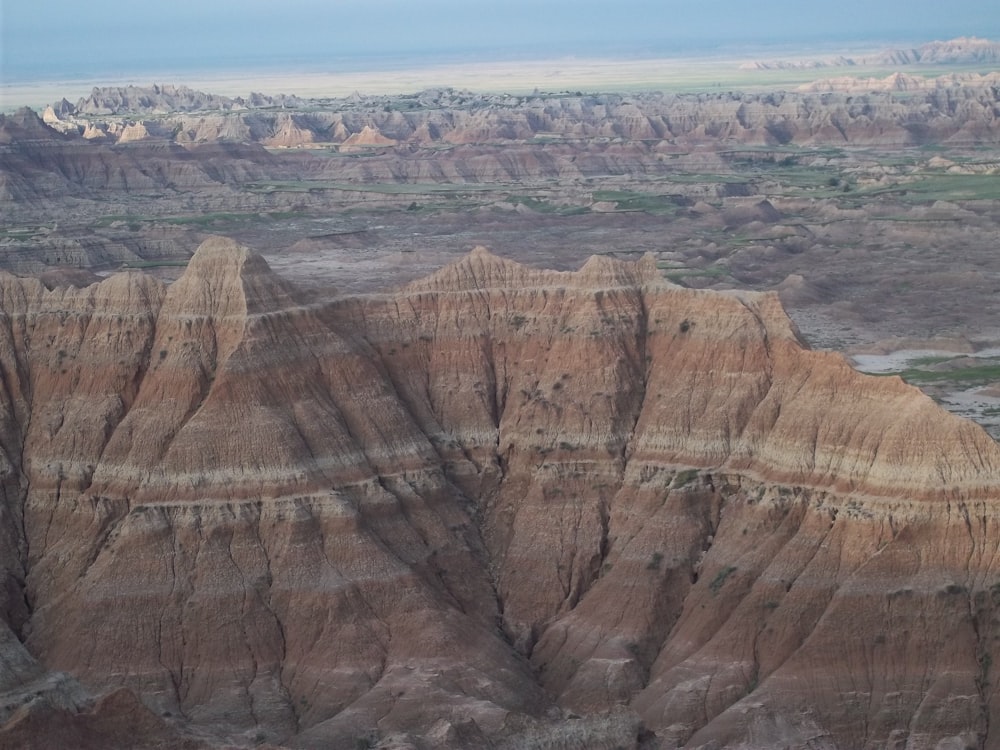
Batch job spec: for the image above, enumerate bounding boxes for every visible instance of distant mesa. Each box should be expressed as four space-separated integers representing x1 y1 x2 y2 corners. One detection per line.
741 35 1000 70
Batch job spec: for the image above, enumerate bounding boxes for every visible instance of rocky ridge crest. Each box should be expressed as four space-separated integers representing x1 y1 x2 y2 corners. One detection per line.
32 77 1000 149
1 240 1000 748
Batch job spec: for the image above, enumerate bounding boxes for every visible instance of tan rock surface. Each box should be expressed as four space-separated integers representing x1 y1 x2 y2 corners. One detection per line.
1 240 1000 747
341 125 398 151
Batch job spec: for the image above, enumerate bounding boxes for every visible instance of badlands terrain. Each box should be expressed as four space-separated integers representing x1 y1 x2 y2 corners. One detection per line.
2 39 1000 748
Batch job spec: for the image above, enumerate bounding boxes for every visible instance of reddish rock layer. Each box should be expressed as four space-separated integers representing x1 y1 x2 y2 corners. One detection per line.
1 240 1000 748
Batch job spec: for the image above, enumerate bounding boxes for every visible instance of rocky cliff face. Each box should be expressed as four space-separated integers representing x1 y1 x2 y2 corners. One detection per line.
2 239 1000 748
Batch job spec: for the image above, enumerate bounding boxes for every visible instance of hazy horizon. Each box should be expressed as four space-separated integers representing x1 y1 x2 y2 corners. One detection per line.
3 0 1000 85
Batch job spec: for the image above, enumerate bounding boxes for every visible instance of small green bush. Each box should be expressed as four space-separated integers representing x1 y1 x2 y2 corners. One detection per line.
673 469 699 488
709 565 737 594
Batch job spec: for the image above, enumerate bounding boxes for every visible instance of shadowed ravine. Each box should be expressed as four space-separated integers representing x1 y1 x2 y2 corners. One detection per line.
0 238 999 749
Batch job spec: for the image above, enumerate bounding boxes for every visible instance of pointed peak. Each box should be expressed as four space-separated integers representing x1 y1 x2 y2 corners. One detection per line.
408 247 666 295
184 236 272 278
342 124 397 148
170 236 293 316
8 107 45 127
578 253 661 285
463 245 512 269
0 107 66 144
188 235 253 262
407 247 531 292
469 245 495 258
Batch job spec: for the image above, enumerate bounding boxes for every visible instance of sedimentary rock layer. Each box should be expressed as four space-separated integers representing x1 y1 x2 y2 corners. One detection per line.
1 240 1000 748
46 77 1000 149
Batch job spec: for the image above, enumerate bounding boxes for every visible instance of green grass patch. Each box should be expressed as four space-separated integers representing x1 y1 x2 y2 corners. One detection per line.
119 260 190 269
90 215 150 228
672 468 700 487
768 167 843 189
507 195 589 215
709 565 737 594
91 211 307 230
859 173 1000 203
883 363 1000 385
591 190 681 215
907 355 957 367
661 173 747 185
869 214 962 223
721 146 846 159
0 227 47 239
248 180 500 196
160 211 302 228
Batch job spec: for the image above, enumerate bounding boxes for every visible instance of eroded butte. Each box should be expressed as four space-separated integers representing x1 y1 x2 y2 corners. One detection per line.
0 238 997 748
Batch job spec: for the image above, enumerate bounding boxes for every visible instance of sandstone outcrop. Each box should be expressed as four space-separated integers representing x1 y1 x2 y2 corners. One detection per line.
2 240 1000 747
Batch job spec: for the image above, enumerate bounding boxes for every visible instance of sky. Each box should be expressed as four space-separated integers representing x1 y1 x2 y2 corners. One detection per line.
3 0 1000 82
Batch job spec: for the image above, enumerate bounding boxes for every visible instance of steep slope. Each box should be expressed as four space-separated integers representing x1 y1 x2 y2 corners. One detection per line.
339 248 1000 748
2 240 1000 748
6 240 540 748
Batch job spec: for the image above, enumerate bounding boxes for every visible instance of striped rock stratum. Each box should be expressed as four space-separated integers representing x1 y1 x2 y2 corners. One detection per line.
0 238 999 748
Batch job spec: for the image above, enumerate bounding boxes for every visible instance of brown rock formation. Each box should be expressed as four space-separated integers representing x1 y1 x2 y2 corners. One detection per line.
261 113 318 148
112 121 153 143
1 240 1000 747
341 124 399 151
